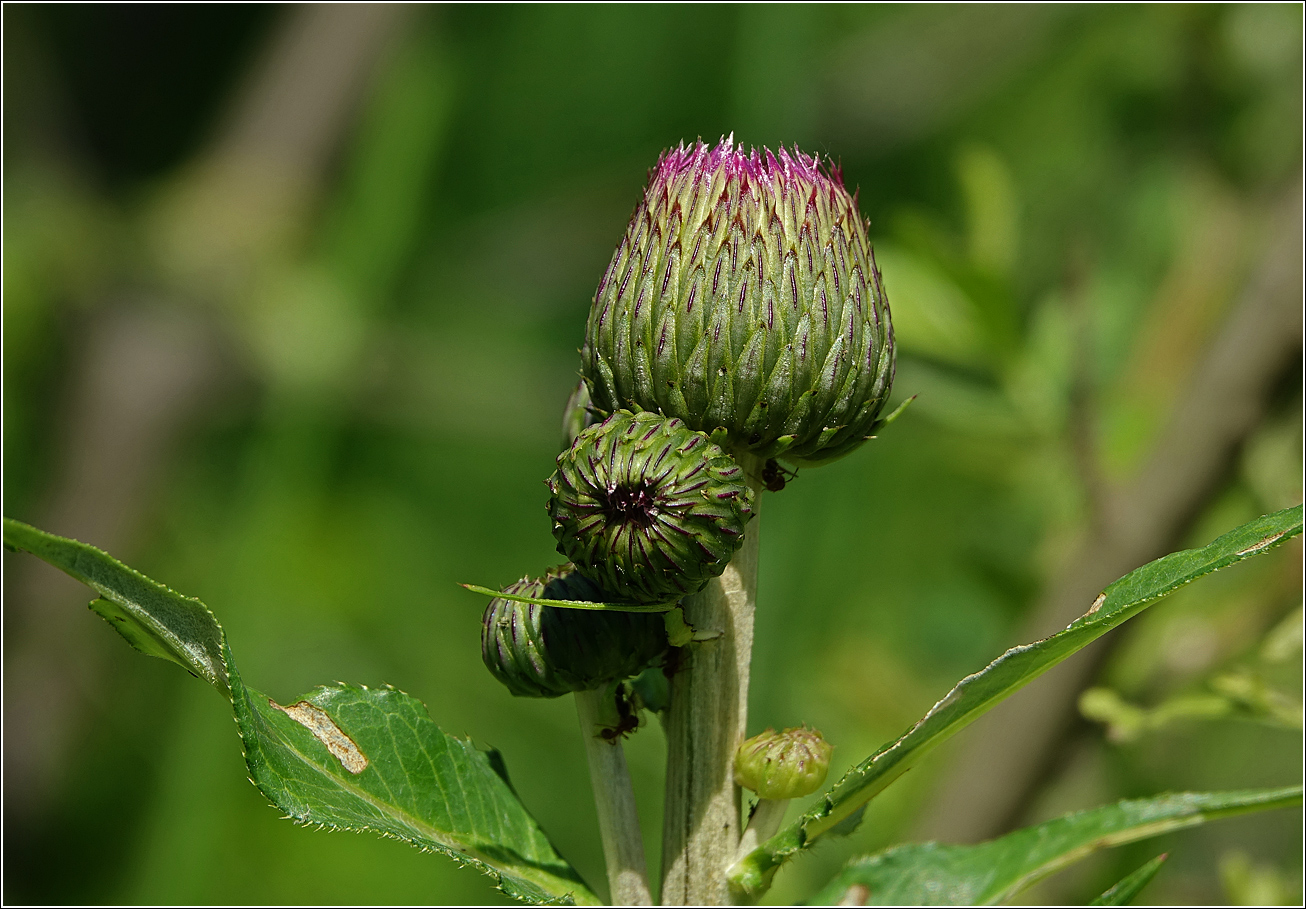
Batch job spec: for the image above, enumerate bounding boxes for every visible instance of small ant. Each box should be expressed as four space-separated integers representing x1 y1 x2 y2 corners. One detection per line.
598 713 641 743
598 683 642 742
761 459 798 493
662 645 688 680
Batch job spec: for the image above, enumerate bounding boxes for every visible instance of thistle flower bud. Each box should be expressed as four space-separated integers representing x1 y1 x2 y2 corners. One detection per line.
480 565 667 699
549 410 754 603
561 378 600 451
582 137 895 464
734 726 832 800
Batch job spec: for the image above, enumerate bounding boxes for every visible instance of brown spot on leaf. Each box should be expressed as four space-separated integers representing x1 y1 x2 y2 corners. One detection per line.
270 699 368 774
1237 531 1288 557
1086 592 1107 616
837 883 870 906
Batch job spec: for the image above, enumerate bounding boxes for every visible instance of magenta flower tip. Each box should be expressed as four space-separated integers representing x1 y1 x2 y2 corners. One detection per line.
652 134 845 199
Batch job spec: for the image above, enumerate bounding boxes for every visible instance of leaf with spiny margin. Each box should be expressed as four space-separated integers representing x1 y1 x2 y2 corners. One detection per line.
728 504 1303 900
1089 853 1168 906
809 788 1298 906
3 517 598 906
1 519 229 695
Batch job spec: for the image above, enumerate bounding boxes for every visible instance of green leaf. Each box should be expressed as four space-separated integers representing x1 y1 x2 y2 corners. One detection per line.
1089 853 1168 906
869 394 917 434
232 667 595 905
810 788 1298 906
3 518 229 695
3 517 599 906
728 504 1303 900
460 582 674 613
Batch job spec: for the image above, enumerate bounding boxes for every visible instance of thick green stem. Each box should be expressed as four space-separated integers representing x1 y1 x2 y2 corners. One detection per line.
660 454 764 905
576 688 653 906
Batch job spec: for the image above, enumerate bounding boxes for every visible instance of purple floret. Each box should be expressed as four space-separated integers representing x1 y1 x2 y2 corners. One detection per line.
650 134 846 199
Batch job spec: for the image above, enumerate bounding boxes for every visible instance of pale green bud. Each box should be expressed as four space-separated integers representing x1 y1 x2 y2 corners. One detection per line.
734 726 832 800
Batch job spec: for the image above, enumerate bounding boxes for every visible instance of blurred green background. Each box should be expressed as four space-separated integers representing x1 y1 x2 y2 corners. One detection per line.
3 4 1302 905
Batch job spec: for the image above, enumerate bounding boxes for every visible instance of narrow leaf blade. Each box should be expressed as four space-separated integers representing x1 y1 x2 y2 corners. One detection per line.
729 504 1303 898
1089 853 1168 906
811 788 1299 906
461 582 674 613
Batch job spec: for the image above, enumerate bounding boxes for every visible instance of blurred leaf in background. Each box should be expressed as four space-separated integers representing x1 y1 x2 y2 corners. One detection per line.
3 4 1300 905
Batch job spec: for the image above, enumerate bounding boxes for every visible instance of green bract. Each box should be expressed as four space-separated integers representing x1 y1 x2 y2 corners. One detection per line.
480 565 667 699
561 378 600 450
734 726 832 800
582 137 895 464
548 410 754 603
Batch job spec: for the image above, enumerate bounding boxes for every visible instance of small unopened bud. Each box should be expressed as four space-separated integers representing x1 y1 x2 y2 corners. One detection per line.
549 410 754 603
734 726 832 800
481 565 667 699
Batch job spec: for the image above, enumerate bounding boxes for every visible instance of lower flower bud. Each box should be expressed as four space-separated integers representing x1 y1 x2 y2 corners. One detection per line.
481 565 667 699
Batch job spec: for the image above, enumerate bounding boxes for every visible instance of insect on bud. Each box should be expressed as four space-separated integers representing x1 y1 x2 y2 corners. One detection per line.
480 565 667 699
548 410 754 604
734 726 832 800
582 136 895 465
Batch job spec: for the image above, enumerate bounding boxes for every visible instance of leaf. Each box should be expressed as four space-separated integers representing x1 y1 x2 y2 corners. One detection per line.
810 788 1298 906
460 582 674 613
3 517 599 906
728 504 1303 900
1089 853 1167 906
232 669 596 905
3 518 229 695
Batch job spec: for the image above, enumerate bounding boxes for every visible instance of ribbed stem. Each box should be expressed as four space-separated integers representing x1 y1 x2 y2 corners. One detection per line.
575 688 653 906
660 454 764 905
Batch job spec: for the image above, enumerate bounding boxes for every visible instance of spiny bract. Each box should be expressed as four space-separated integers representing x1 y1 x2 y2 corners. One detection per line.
480 565 667 699
582 136 895 464
549 410 754 603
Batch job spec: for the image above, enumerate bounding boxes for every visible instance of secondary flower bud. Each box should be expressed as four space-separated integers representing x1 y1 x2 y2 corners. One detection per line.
734 726 832 800
549 410 754 603
582 137 895 464
481 565 667 699
561 378 600 451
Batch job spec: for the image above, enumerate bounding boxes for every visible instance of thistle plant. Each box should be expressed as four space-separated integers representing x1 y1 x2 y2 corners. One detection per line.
3 137 1301 907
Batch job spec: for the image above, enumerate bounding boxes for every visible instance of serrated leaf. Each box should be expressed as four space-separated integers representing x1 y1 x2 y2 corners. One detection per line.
3 517 598 905
810 788 1298 906
1089 853 1167 906
729 504 1303 900
232 666 594 904
3 518 229 695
